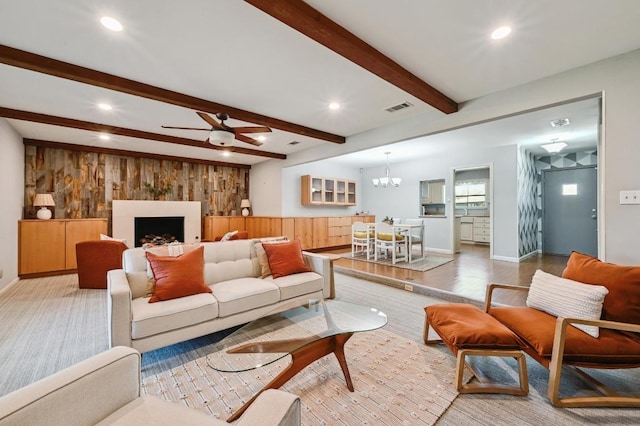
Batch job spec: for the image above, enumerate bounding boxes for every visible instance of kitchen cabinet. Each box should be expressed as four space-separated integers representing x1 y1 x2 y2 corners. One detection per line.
420 179 446 204
301 175 357 206
19 219 108 277
473 217 490 243
460 217 474 242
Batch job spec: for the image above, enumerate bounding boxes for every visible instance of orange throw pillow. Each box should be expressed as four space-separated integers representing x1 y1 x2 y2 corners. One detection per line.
262 240 312 279
145 246 211 303
562 251 640 324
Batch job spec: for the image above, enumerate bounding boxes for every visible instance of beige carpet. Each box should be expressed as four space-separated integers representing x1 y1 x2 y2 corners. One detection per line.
142 327 469 425
342 251 453 272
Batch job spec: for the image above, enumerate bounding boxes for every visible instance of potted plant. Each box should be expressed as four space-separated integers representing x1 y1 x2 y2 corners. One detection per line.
382 216 394 225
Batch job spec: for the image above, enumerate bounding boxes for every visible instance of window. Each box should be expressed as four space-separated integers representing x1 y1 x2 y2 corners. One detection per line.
455 180 488 209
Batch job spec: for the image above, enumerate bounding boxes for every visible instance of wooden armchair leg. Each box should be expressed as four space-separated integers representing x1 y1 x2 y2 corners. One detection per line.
457 349 529 396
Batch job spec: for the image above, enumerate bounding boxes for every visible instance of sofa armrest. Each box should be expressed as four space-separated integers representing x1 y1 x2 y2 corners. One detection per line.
107 269 133 348
302 251 331 299
484 283 530 312
0 347 141 426
237 389 301 426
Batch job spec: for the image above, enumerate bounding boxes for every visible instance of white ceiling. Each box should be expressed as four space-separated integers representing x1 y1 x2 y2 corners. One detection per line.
0 1 638 166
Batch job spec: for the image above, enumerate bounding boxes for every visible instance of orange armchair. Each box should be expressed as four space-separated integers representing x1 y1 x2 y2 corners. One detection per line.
76 240 128 289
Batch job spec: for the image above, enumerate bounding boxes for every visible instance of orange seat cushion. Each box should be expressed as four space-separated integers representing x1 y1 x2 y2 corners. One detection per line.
145 246 211 303
562 251 640 325
426 303 524 355
490 306 640 366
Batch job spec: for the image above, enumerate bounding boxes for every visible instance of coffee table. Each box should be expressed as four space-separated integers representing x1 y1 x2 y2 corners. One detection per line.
206 298 388 421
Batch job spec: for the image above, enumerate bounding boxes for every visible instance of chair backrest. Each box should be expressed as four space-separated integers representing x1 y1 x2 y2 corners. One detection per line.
352 221 368 233
392 217 401 225
404 218 424 239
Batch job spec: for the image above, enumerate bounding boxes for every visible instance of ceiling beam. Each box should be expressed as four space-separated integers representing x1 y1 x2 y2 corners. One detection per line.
0 44 345 144
245 0 458 114
0 107 286 160
23 138 252 169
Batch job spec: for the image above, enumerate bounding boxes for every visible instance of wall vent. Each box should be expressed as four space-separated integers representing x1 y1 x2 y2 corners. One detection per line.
385 101 413 113
288 141 300 145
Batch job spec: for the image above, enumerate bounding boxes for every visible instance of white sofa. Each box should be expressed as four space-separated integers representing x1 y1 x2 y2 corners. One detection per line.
0 346 301 425
107 239 331 353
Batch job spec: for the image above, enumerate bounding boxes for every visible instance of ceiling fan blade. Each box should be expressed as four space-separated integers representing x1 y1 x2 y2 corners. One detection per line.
162 125 211 131
232 126 272 134
196 111 224 130
235 133 263 147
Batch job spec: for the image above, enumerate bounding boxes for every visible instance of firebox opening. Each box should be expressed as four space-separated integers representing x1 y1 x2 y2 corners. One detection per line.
134 216 185 247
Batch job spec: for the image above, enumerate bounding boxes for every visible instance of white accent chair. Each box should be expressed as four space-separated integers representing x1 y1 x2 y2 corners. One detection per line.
0 346 301 426
352 221 374 260
374 222 408 264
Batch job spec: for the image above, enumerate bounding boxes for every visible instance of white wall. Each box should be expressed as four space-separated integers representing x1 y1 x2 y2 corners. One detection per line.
0 119 24 290
251 49 640 264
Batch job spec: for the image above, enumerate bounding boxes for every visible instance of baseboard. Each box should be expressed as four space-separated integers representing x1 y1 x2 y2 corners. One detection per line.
518 251 539 262
424 247 455 255
490 255 520 263
0 277 20 295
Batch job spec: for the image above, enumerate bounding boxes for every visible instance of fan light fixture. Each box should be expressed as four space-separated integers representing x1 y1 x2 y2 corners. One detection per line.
372 152 401 188
209 130 235 147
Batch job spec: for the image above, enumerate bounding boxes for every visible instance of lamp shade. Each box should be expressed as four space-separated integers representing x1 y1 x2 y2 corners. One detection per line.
240 199 251 208
34 193 55 207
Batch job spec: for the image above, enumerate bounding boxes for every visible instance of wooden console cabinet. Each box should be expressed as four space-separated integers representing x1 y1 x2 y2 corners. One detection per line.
203 215 374 250
18 219 108 277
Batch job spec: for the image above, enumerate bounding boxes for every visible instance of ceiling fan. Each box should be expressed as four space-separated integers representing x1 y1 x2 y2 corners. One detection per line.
162 112 271 147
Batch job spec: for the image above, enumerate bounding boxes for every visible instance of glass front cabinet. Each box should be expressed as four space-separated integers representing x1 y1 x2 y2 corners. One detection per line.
301 175 357 206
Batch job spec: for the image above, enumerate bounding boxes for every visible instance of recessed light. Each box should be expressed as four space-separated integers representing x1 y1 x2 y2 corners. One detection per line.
100 16 123 32
222 151 231 157
256 136 266 142
550 118 570 128
98 103 112 111
99 133 111 141
491 26 511 40
328 102 341 110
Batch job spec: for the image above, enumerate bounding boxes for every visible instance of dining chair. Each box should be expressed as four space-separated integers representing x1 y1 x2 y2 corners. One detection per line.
374 222 407 264
352 221 374 259
404 218 424 257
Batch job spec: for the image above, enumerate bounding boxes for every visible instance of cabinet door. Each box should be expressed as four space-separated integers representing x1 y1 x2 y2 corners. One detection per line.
323 179 335 204
65 219 108 269
294 218 314 249
460 223 473 241
203 216 230 241
347 181 357 205
312 217 329 249
19 220 66 274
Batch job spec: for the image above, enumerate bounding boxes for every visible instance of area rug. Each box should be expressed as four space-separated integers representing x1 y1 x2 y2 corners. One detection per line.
342 251 453 272
142 328 468 425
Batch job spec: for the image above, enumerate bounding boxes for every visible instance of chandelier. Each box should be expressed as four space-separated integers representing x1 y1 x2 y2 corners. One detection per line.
372 152 401 187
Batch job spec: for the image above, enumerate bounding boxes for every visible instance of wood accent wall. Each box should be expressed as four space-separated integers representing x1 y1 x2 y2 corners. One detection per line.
24 145 250 224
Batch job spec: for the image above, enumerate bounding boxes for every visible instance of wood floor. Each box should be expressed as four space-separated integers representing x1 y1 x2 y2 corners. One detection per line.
324 243 570 306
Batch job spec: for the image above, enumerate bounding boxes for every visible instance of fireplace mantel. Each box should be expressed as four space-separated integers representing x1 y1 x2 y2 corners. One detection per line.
112 201 201 248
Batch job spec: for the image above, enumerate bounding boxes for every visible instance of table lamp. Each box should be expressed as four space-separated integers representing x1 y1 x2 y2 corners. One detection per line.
34 193 55 220
240 199 251 217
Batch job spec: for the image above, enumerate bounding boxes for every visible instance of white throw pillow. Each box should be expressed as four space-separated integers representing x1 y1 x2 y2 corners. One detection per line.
220 230 238 242
100 233 127 244
526 269 609 338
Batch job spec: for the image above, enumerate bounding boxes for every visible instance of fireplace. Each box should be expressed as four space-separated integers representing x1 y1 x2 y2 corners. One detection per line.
134 216 185 247
112 201 201 248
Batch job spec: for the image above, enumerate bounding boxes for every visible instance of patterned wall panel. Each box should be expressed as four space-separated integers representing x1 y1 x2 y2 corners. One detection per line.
517 147 539 257
24 145 249 223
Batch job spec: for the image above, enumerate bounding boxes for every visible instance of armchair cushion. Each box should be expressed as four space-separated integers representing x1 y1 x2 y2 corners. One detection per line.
563 251 640 325
490 306 640 365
